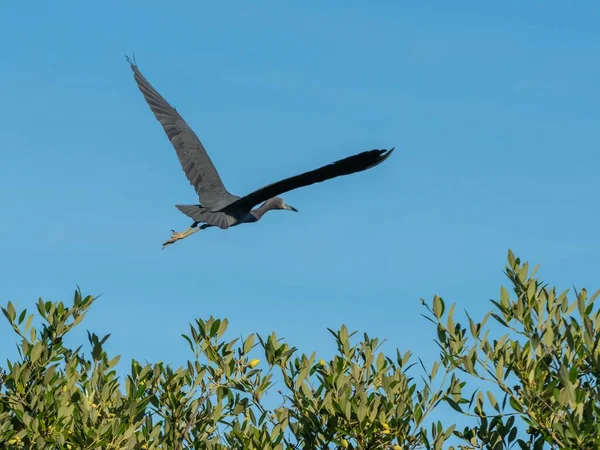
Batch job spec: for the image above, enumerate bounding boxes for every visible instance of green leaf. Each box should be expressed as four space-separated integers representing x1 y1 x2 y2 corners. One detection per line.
577 290 586 316
181 333 194 352
486 391 499 412
468 315 479 338
433 295 445 319
4 301 16 323
500 287 510 309
376 352 385 370
507 249 515 266
30 342 43 363
243 334 255 355
357 402 366 423
24 314 34 331
495 360 504 382
509 396 523 413
444 424 456 440
430 361 440 380
217 318 228 337
107 355 121 369
446 398 463 413
210 319 221 337
339 325 349 344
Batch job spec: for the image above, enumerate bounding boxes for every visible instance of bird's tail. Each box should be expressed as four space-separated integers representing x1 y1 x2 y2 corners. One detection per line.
175 204 232 229
175 204 205 222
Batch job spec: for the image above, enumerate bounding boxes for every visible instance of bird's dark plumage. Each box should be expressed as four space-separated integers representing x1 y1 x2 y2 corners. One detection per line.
226 148 394 212
126 56 395 245
126 56 238 210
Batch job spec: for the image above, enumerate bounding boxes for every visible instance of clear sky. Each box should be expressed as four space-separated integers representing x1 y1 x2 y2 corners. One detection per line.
1 0 598 406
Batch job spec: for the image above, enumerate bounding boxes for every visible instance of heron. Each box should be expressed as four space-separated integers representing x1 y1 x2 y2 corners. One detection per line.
126 57 395 249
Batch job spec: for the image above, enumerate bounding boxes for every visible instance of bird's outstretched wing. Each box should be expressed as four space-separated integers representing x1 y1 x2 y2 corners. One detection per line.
226 148 395 212
127 56 239 209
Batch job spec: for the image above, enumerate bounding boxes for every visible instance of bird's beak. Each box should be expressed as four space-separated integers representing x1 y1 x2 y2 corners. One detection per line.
286 204 298 212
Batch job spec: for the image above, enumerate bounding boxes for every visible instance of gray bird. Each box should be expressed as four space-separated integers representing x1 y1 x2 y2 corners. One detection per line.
126 57 395 249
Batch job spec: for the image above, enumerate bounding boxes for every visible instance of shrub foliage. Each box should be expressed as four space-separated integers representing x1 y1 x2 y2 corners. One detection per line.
1 251 598 449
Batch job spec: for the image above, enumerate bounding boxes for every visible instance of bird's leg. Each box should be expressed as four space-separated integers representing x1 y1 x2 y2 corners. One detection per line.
162 223 202 249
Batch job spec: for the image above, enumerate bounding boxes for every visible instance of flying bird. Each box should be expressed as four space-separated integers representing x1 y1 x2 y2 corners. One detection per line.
126 56 395 249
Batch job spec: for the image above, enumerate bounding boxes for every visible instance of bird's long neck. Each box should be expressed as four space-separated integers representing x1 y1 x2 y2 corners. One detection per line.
250 201 272 221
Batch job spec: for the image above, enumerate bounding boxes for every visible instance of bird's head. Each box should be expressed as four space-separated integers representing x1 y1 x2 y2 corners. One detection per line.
272 197 298 212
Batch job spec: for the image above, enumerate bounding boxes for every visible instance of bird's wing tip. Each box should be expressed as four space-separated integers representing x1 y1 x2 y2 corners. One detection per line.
362 147 395 171
380 147 395 159
125 54 138 69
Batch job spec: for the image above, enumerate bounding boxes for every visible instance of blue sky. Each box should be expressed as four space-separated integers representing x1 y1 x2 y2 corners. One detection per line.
1 0 599 414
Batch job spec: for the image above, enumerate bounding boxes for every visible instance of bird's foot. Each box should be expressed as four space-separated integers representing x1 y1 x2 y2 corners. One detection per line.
161 225 202 250
162 230 184 250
